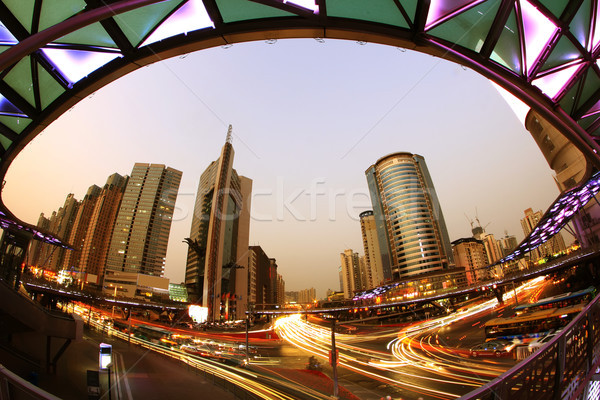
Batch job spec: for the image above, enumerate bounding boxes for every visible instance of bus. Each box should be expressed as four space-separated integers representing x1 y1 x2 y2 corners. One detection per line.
514 286 596 314
132 324 174 346
484 303 585 341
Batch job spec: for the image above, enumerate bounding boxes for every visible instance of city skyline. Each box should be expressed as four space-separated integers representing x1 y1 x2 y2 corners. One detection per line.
2 39 563 298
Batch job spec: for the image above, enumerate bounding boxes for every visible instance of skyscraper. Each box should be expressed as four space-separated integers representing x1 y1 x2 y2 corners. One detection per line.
185 126 252 321
451 238 487 285
340 249 362 298
366 152 453 281
106 164 182 280
360 210 384 289
79 173 128 280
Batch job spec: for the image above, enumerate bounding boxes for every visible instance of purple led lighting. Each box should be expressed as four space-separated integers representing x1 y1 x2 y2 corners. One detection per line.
592 3 600 51
42 48 121 84
0 23 17 44
141 0 213 47
520 0 557 74
0 94 25 117
425 0 479 29
532 63 582 99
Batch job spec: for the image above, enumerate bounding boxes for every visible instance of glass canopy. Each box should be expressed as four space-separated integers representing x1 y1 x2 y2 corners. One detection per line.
0 0 600 245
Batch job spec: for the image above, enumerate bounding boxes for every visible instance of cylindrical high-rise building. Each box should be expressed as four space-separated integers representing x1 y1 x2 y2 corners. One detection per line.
366 152 453 281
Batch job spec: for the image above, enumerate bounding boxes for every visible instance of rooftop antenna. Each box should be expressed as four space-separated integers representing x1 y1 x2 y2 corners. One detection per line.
226 124 233 144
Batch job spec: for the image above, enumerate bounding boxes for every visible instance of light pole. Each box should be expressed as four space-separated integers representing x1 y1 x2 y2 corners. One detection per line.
110 285 118 320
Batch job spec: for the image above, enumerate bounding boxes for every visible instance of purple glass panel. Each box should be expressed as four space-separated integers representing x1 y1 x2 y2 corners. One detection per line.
141 0 213 47
42 48 121 84
426 0 480 28
532 63 582 99
0 23 17 44
285 0 318 12
520 0 557 74
0 94 25 117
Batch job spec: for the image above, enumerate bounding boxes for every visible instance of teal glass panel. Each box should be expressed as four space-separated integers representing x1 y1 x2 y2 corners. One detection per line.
0 115 30 134
39 0 87 31
538 0 568 19
3 57 35 107
578 113 599 130
327 0 409 28
559 78 580 115
577 70 600 111
55 23 117 48
114 0 186 47
38 65 65 109
570 0 591 49
216 0 296 23
490 8 522 74
3 0 35 33
427 0 501 53
538 35 582 73
0 134 11 151
400 0 419 25
0 46 10 55
589 125 600 137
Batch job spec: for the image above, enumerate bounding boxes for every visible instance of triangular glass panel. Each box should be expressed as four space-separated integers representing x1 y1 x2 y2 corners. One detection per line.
37 62 65 109
577 69 600 110
39 0 87 31
0 94 25 117
537 0 568 19
538 35 583 73
216 0 297 23
400 0 419 25
3 0 35 34
585 95 600 117
593 1 600 50
327 0 410 28
41 48 121 85
0 23 17 45
0 134 11 152
558 67 586 114
570 0 592 50
490 8 522 75
3 57 35 107
0 115 30 134
520 0 557 75
55 23 118 48
142 0 214 47
114 0 186 48
425 0 478 29
578 113 600 129
533 63 582 100
427 0 500 53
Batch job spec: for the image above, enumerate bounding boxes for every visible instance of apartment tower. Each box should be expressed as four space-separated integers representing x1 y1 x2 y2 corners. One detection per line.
366 152 453 281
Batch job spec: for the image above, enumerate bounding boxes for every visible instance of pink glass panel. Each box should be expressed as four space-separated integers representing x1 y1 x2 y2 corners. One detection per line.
285 0 318 12
520 0 557 75
532 63 582 99
426 0 479 28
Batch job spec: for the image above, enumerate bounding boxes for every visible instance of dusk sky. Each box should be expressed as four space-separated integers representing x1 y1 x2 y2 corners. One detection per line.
3 39 562 298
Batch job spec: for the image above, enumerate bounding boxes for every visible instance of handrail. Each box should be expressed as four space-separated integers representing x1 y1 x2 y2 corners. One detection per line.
459 291 600 399
0 364 60 400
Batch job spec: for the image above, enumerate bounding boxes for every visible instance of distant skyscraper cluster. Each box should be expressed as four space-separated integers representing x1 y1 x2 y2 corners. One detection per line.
29 164 181 299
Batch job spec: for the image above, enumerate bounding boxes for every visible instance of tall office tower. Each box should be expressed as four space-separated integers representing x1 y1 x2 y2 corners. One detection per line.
359 210 384 289
499 234 518 257
480 233 503 264
298 288 317 304
37 194 80 271
366 152 453 281
340 249 362 298
79 173 128 279
28 213 50 266
248 246 274 307
106 164 182 279
452 238 488 285
276 274 285 305
269 258 278 307
521 208 567 260
62 185 101 272
185 127 252 322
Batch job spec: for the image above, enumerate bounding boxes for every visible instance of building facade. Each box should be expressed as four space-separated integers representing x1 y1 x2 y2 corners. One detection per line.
521 208 567 260
451 238 488 285
105 163 182 295
359 210 384 289
340 249 362 298
366 152 453 281
184 127 252 321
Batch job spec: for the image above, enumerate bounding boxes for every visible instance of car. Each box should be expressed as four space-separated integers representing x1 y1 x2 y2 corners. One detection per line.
528 330 561 352
469 340 516 358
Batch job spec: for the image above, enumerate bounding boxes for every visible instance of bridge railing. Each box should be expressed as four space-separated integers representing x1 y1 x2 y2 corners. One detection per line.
459 292 600 400
0 365 60 400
